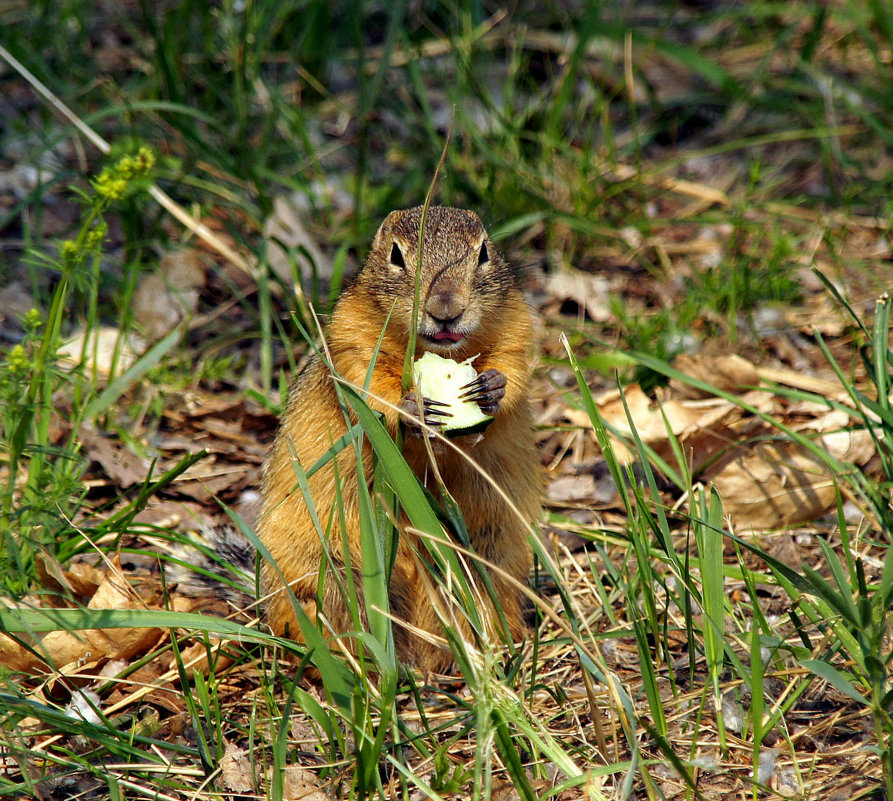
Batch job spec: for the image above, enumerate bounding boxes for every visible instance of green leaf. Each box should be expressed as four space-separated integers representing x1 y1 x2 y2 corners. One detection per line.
221 496 356 712
0 606 278 641
339 386 441 537
800 659 867 704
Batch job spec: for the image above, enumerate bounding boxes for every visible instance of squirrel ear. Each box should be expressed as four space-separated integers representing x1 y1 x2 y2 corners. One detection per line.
478 242 489 267
389 242 406 270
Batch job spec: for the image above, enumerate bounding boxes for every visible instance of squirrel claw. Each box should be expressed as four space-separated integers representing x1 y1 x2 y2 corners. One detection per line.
459 368 506 415
400 392 452 436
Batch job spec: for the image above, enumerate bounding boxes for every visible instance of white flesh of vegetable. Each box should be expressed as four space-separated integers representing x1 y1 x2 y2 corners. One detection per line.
412 352 493 434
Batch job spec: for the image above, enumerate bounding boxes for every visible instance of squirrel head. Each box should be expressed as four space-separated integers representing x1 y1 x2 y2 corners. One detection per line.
355 206 516 355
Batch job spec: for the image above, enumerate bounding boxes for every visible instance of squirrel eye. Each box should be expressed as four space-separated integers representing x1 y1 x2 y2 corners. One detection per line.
478 242 489 267
389 242 406 269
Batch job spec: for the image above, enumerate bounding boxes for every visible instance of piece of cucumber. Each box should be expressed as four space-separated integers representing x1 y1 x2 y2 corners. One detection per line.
412 352 493 436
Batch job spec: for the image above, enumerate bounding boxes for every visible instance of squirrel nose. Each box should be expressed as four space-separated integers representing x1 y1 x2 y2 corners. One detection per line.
425 289 466 323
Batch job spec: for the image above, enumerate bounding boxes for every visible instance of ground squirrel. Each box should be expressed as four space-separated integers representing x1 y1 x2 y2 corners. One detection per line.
259 205 541 671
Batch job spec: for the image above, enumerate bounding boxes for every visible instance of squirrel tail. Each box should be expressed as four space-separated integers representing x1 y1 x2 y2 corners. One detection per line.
164 521 259 615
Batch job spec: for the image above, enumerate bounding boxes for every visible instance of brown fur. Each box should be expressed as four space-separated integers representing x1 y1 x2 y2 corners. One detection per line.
258 206 541 671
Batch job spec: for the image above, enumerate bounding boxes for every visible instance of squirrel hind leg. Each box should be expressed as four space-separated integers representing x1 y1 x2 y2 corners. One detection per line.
262 557 368 645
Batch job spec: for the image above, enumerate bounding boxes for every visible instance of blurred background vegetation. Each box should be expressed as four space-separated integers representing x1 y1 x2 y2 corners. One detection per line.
4 0 891 307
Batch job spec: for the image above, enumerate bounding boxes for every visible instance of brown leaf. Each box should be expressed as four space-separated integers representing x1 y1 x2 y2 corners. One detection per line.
264 194 333 289
544 270 612 322
596 384 746 469
704 440 837 529
820 428 876 464
547 473 598 503
0 281 34 335
671 353 760 397
174 468 253 503
80 427 149 487
764 534 804 570
0 557 161 674
160 247 206 290
61 325 143 377
165 639 236 678
132 277 187 340
219 740 255 794
279 765 332 801
36 554 105 600
589 369 880 530
131 248 205 341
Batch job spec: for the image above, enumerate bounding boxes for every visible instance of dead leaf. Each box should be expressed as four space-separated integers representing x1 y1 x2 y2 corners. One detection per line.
488 782 522 801
756 365 843 396
219 740 255 793
547 473 598 503
165 639 236 677
79 427 149 487
36 554 105 600
0 163 41 198
174 468 253 503
671 353 760 397
764 534 803 570
61 325 143 377
820 427 877 464
705 440 837 529
544 270 612 322
279 765 331 801
0 557 161 674
160 247 206 290
0 281 34 337
598 384 706 441
596 384 746 469
264 194 333 291
132 248 205 340
585 365 880 530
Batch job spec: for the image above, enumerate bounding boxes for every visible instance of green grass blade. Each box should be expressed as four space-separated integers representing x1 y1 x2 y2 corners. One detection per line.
220 494 357 711
357 452 397 671
82 327 182 421
697 488 728 693
800 659 867 704
338 384 480 627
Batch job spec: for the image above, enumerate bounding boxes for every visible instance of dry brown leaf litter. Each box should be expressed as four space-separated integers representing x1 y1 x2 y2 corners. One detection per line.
0 556 162 674
3 360 886 799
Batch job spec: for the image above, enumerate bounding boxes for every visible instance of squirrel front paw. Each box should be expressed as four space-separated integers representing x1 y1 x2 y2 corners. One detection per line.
400 392 451 437
459 368 506 416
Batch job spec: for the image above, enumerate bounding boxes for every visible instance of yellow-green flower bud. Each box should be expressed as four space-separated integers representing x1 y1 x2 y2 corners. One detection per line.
134 147 155 173
23 308 43 330
86 222 107 249
117 155 135 179
6 344 29 373
93 168 127 200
